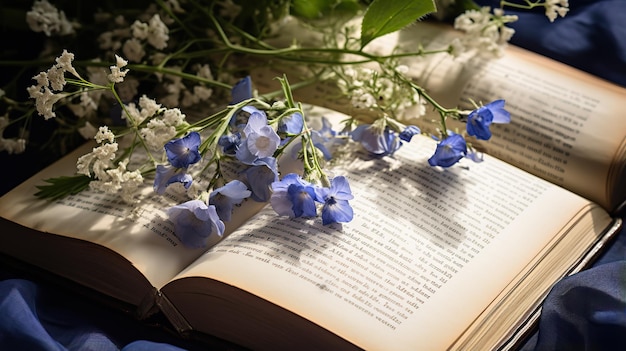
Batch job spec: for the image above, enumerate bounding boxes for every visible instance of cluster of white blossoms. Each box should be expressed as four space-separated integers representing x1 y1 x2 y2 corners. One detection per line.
25 0 75 37
0 111 26 155
338 65 425 121
128 14 171 58
107 55 130 84
76 126 144 203
545 0 569 22
127 95 189 151
454 7 518 58
26 50 80 120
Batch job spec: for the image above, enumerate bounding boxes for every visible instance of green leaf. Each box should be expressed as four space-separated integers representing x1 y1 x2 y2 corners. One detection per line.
34 175 92 201
291 0 333 19
360 0 437 48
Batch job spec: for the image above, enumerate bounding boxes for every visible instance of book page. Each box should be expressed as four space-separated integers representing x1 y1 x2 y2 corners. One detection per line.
253 20 626 212
167 109 599 350
405 39 626 213
0 142 265 291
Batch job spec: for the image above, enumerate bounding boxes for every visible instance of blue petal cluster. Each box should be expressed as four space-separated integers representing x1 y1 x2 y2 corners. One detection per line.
270 174 354 225
466 99 511 140
153 132 202 194
428 133 467 167
209 180 251 222
166 200 225 248
351 124 401 156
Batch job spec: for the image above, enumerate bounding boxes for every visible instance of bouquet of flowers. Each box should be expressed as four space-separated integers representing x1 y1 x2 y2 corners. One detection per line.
0 0 567 248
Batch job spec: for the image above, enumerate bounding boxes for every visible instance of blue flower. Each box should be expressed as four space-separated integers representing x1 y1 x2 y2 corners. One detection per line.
165 132 202 169
278 112 304 135
235 109 280 164
399 125 420 142
270 173 318 218
218 132 241 156
209 180 251 222
231 76 253 104
153 165 193 195
291 116 338 161
351 124 401 156
166 200 225 248
466 99 511 140
315 176 354 225
244 157 279 202
428 133 467 167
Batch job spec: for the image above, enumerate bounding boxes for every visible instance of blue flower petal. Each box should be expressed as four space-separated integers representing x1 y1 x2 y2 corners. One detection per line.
209 180 251 222
165 132 202 168
399 125 420 142
153 165 193 194
322 198 354 225
231 76 253 104
166 200 225 248
428 133 467 168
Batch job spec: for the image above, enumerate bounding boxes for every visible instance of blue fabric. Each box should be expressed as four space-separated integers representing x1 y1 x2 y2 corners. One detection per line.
0 278 192 351
1 1 625 350
476 0 626 87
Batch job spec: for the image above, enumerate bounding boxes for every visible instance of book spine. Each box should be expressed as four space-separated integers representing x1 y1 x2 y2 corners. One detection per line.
155 290 194 335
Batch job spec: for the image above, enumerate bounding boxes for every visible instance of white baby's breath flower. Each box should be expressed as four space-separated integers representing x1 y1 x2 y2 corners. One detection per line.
162 108 186 126
82 157 144 203
92 142 118 162
351 89 377 109
55 49 81 79
119 169 144 203
122 38 146 62
138 95 162 117
78 121 98 140
449 38 466 57
26 0 75 36
131 14 170 50
140 106 187 150
107 55 129 83
27 84 66 120
76 153 96 176
0 138 27 155
454 7 518 58
95 126 115 144
141 121 177 150
76 142 119 181
545 0 569 22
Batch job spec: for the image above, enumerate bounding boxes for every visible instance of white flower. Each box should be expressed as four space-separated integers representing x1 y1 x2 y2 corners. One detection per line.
162 108 186 126
140 106 187 150
76 143 119 178
107 55 129 83
545 0 569 22
131 14 169 50
95 126 115 144
122 38 146 62
26 0 75 36
0 138 26 154
449 38 466 57
27 84 66 120
454 7 518 58
55 50 81 79
351 89 376 109
78 122 98 140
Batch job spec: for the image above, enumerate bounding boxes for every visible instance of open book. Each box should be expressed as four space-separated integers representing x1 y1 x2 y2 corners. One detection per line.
1 22 625 351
